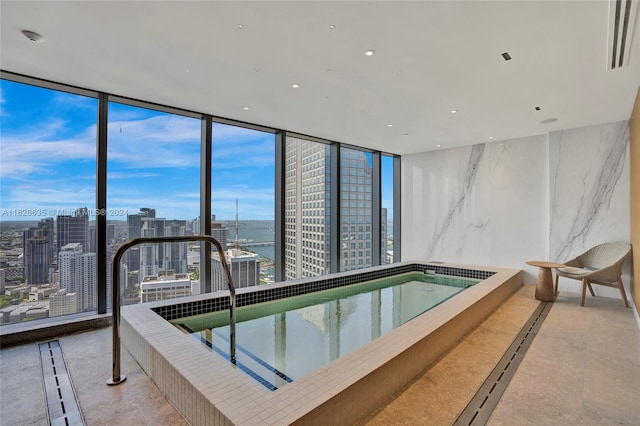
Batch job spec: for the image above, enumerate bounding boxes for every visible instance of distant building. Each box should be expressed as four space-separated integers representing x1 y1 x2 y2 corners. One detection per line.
106 224 116 243
24 235 49 285
140 272 191 303
28 285 57 301
58 243 96 312
56 207 89 254
212 249 260 291
381 207 388 265
0 301 49 324
165 219 188 274
211 221 229 250
24 218 55 284
140 217 166 279
284 139 331 279
134 216 189 283
49 289 78 317
285 141 385 278
125 207 156 271
127 208 156 240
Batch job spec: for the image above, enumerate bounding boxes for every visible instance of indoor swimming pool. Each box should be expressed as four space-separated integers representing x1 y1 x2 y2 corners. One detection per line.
172 272 478 389
121 261 522 425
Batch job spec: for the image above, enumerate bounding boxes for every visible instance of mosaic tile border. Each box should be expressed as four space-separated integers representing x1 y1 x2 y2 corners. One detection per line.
152 263 495 321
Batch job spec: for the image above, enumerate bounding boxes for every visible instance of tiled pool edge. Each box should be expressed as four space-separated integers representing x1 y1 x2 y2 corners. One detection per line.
120 262 522 425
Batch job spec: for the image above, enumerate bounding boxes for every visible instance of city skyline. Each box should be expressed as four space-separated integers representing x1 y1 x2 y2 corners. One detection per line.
1 79 396 223
0 80 267 221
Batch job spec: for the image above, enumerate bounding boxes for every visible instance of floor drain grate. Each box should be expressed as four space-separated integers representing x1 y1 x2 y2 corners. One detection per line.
453 301 553 426
38 340 85 426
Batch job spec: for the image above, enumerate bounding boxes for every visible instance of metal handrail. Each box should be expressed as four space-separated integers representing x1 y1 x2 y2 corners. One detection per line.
107 235 236 386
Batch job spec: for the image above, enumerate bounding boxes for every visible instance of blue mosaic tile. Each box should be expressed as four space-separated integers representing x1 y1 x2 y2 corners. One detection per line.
152 263 496 321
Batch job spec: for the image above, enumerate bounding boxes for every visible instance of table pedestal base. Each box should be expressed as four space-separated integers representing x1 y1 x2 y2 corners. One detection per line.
534 267 555 302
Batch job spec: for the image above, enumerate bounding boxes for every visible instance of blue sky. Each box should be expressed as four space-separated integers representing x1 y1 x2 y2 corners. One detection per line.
1 79 393 222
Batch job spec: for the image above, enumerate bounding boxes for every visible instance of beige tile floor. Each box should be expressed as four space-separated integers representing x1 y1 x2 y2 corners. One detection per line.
1 284 638 426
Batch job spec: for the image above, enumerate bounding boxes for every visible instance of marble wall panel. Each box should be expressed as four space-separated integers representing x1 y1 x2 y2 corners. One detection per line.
549 121 631 297
402 135 548 283
402 120 631 299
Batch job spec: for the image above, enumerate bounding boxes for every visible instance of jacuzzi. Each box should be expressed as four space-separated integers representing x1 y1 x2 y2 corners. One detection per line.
121 261 522 425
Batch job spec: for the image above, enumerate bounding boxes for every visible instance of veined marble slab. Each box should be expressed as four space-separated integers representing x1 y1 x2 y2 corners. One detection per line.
402 120 631 295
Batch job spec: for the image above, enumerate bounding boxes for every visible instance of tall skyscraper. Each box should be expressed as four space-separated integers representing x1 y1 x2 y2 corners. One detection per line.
136 216 188 281
339 148 373 272
58 242 96 312
127 207 156 240
56 207 89 254
285 139 331 280
23 218 54 285
165 219 188 274
58 243 83 313
140 217 165 279
24 235 49 285
125 207 156 272
285 140 381 279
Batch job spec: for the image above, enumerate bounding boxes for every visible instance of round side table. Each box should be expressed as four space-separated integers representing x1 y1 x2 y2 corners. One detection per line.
526 261 565 302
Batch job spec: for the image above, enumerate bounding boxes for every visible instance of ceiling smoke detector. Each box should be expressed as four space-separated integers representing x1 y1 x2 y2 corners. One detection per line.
21 30 45 43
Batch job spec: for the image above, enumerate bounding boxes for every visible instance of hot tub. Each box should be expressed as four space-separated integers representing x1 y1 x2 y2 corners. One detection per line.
121 261 522 425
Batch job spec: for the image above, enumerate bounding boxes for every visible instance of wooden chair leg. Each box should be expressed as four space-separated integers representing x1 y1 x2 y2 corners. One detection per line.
587 282 595 296
618 275 630 308
554 273 559 296
580 278 587 306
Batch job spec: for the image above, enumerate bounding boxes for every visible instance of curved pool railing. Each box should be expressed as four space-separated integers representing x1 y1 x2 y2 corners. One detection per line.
107 235 235 386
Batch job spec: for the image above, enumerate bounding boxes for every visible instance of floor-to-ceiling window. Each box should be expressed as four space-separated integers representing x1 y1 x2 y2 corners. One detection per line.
0 73 400 328
210 123 275 289
284 136 332 280
381 154 395 264
106 101 201 305
0 79 98 322
339 147 373 272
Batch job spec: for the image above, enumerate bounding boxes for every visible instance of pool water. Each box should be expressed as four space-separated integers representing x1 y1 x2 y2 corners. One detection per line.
172 272 478 390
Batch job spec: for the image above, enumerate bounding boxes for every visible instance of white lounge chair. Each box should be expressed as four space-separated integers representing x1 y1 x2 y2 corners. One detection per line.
554 242 632 307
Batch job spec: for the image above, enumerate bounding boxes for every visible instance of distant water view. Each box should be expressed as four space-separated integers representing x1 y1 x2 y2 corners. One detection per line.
221 219 394 263
221 220 276 261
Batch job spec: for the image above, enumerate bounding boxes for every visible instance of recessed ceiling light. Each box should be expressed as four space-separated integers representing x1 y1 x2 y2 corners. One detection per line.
450 110 458 114
365 50 375 56
21 30 44 43
329 25 336 29
292 83 300 88
185 69 191 73
437 144 441 147
388 124 393 127
237 24 244 29
489 136 494 140
539 118 558 124
243 106 250 110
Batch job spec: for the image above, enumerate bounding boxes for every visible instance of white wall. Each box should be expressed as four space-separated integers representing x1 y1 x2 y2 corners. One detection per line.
402 120 631 298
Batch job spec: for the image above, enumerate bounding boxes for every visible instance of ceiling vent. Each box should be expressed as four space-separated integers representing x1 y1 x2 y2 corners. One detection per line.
608 0 639 69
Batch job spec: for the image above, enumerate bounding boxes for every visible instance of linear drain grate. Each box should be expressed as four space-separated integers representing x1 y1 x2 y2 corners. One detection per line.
38 340 85 426
453 301 553 426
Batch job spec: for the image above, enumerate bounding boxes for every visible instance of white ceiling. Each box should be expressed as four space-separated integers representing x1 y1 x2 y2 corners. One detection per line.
2 1 639 155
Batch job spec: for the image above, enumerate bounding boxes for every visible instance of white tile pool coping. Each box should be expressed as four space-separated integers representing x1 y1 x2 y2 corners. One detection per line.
120 261 522 425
